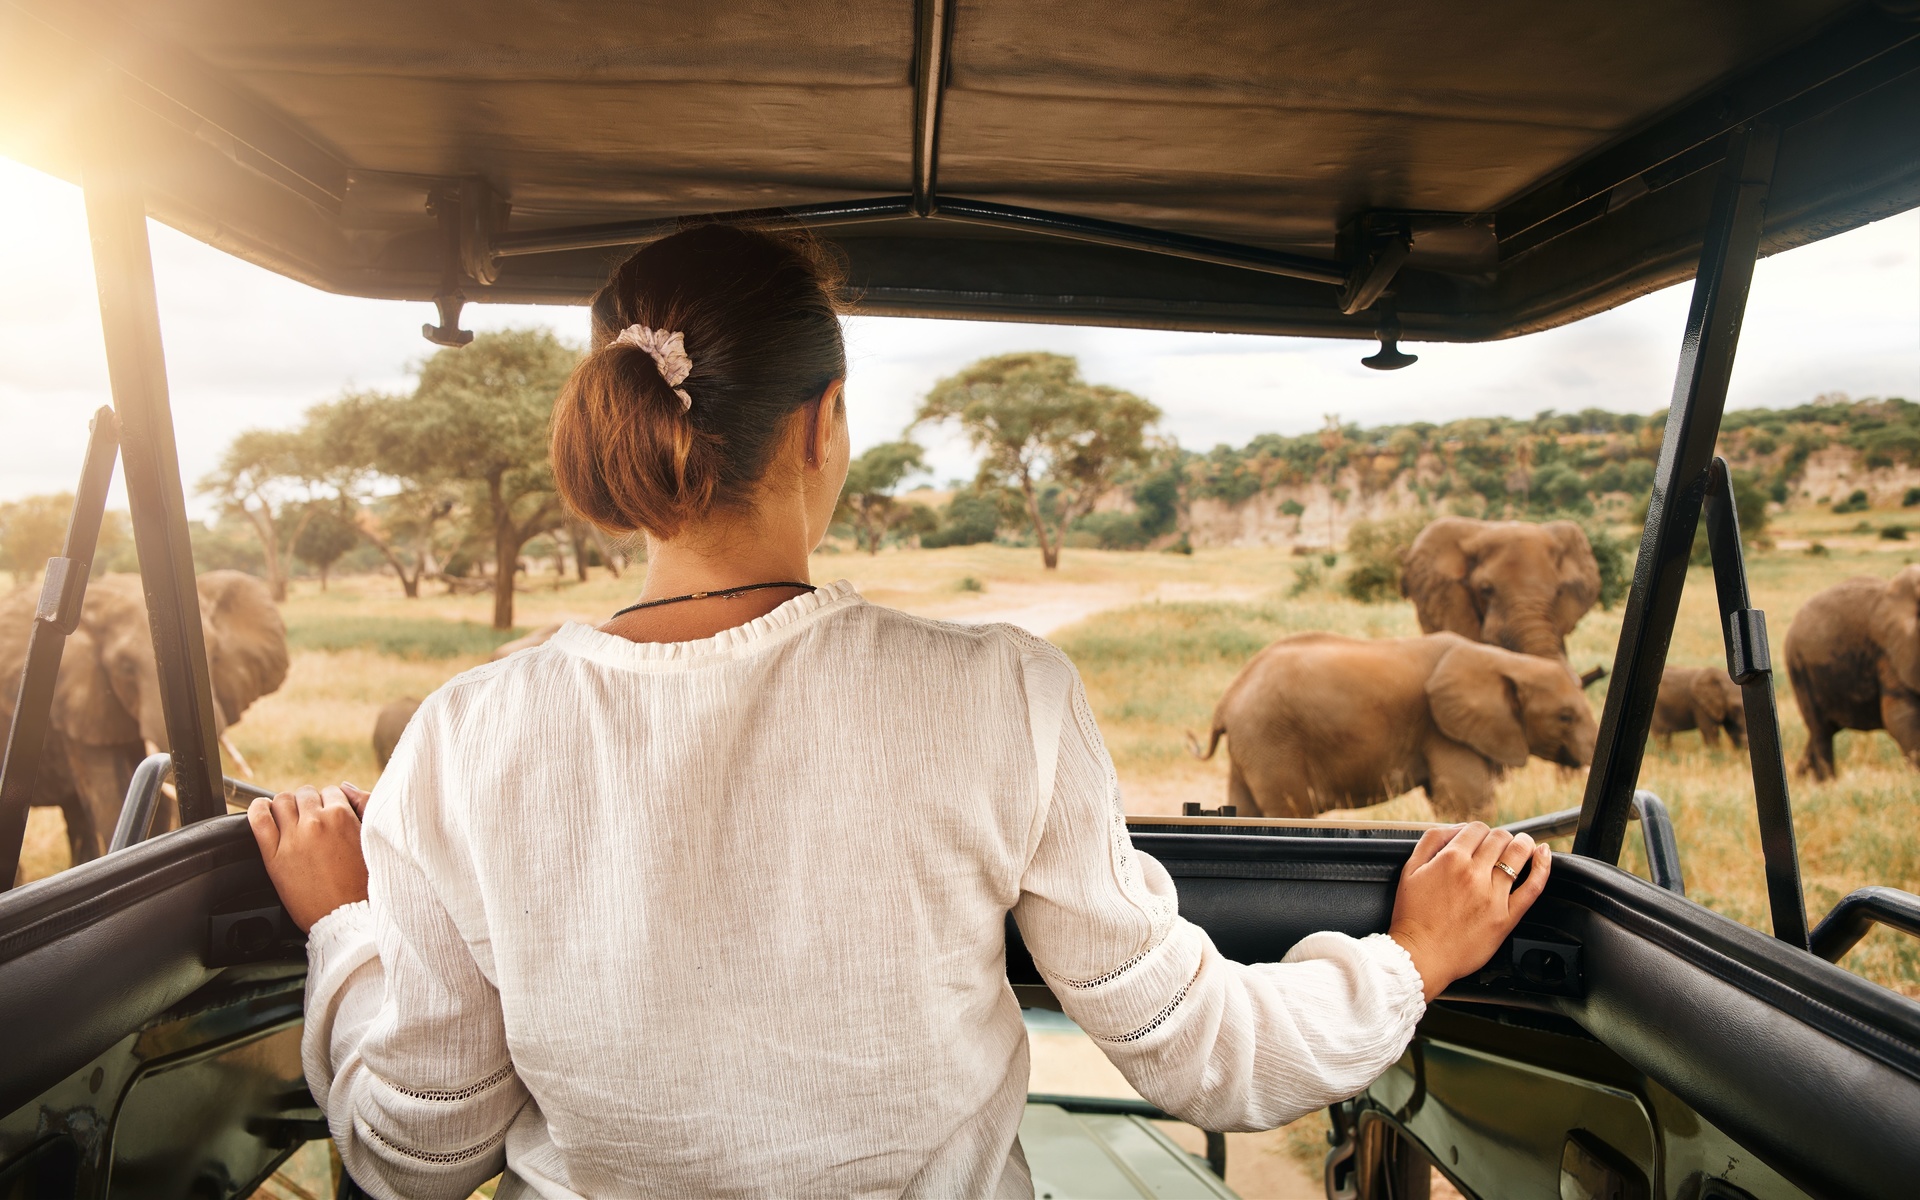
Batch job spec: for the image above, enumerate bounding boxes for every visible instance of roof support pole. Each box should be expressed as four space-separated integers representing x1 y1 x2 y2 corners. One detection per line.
910 0 954 216
1573 125 1779 865
81 126 226 826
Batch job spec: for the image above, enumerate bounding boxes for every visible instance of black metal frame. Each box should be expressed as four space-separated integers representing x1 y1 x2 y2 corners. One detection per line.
109 753 274 856
1574 125 1777 858
1810 886 1920 964
81 115 225 829
0 409 119 886
1503 793 1685 896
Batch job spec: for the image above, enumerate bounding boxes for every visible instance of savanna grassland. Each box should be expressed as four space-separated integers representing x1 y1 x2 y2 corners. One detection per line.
20 520 1920 998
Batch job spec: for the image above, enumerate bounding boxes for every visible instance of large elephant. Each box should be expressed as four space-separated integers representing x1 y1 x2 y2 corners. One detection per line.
1400 518 1602 660
1191 631 1597 822
0 571 288 864
1652 665 1746 749
1784 566 1920 779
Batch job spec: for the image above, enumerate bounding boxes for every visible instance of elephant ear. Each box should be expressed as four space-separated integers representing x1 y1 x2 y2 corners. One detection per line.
1871 566 1920 694
1688 669 1730 724
51 629 142 747
1401 518 1484 638
1427 643 1531 767
197 571 289 724
1545 521 1602 634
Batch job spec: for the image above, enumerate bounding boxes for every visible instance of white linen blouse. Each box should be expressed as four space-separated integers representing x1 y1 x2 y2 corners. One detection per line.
304 581 1425 1199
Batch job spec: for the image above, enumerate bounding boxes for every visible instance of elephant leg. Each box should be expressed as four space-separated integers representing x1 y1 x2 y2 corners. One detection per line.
1799 716 1839 780
1226 758 1257 815
1882 691 1920 769
1424 741 1496 824
59 798 101 866
1697 714 1722 749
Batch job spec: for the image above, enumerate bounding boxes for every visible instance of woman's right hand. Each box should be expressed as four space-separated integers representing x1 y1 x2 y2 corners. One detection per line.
1388 823 1552 1002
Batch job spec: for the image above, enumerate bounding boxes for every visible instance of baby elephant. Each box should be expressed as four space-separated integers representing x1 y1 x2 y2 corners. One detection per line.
1651 665 1746 749
373 697 422 768
1191 632 1597 823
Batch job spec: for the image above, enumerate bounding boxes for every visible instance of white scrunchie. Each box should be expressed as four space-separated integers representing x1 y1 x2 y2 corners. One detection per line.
613 324 694 410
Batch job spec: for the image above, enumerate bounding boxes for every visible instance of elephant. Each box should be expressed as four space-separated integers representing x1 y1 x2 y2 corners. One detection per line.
1399 517 1602 660
1784 566 1920 779
373 697 421 768
1190 631 1597 823
0 570 288 865
1651 665 1746 749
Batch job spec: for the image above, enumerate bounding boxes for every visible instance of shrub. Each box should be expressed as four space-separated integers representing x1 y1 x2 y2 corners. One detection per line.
1288 561 1322 596
956 575 984 592
1342 514 1425 603
1160 533 1193 555
1834 488 1871 514
1073 510 1152 550
1808 541 1830 556
1883 525 1909 541
1904 487 1920 508
921 493 999 548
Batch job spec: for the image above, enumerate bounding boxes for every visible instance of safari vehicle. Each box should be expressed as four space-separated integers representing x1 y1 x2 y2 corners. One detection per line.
2 1 1919 1196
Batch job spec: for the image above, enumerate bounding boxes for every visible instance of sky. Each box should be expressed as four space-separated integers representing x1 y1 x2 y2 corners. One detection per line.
1 156 1915 513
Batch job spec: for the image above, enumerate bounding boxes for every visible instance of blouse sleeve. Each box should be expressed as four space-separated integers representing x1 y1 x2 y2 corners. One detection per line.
1009 649 1428 1133
302 703 531 1200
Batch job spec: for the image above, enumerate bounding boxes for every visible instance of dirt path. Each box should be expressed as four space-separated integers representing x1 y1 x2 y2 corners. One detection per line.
919 581 1267 637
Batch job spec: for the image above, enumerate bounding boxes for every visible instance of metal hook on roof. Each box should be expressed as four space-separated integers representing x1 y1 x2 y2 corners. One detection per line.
421 180 509 347
1362 307 1419 371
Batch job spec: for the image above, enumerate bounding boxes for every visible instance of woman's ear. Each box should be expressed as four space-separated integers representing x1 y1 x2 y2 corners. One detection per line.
805 379 846 469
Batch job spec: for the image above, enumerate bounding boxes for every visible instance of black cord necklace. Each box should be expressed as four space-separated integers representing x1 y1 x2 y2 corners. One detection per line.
610 580 815 619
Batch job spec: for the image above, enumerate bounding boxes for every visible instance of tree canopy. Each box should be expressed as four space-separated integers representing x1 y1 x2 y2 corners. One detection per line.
837 440 928 554
917 353 1160 568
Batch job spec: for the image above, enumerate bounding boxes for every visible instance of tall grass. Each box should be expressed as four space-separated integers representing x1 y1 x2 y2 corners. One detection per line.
288 616 525 659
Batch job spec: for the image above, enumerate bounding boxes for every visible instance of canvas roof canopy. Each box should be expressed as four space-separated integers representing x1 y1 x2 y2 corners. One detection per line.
2 0 1917 341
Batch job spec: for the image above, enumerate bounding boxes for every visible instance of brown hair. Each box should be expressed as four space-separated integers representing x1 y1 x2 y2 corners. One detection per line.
551 224 846 538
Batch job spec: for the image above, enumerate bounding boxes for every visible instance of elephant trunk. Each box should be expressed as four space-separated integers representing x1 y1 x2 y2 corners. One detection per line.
1488 599 1567 660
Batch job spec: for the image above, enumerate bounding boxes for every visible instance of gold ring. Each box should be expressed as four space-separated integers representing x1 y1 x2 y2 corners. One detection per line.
1494 862 1520 881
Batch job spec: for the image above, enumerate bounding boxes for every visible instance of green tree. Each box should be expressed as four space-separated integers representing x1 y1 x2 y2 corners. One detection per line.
381 330 579 628
291 500 361 590
837 440 927 554
0 493 73 585
197 427 331 600
917 353 1160 569
303 391 457 599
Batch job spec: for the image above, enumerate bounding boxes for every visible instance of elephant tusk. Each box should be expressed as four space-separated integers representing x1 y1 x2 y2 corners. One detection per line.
219 732 255 779
144 740 162 761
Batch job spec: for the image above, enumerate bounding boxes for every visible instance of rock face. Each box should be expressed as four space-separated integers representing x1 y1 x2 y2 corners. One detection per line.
1178 453 1450 551
1794 445 1920 508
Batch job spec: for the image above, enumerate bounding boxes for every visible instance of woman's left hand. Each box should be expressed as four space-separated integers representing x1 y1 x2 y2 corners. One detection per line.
248 783 371 932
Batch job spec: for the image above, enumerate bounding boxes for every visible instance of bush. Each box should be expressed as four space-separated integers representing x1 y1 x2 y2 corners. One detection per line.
1834 488 1871 514
1883 525 1909 541
921 493 999 548
1808 541 1830 556
956 575 984 592
1342 514 1427 603
1581 524 1635 609
1160 533 1193 555
1903 487 1920 508
1073 510 1152 550
1288 561 1322 597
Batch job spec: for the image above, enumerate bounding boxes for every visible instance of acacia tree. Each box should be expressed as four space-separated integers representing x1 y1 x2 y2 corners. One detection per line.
197 428 331 600
381 329 579 628
0 493 73 585
291 499 360 590
304 391 458 599
837 440 927 554
917 353 1160 569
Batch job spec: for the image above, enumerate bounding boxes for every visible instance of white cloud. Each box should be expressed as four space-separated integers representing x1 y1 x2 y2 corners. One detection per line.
2 155 1914 511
